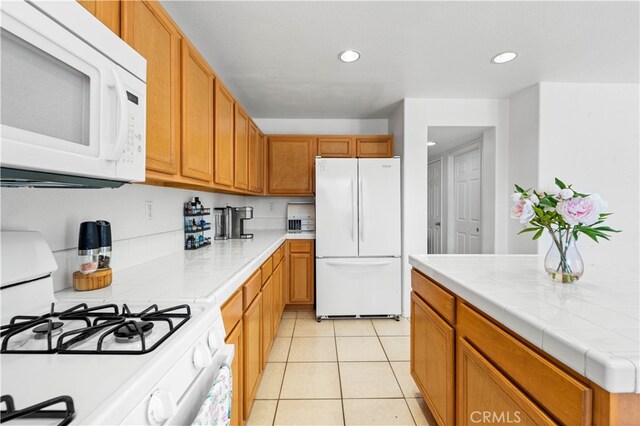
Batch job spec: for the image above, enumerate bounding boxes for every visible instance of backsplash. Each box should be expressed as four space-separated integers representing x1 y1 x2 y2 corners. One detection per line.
1 184 246 291
244 196 314 231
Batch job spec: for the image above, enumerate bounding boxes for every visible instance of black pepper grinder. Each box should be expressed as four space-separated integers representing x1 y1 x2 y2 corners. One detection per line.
96 220 112 269
78 221 100 274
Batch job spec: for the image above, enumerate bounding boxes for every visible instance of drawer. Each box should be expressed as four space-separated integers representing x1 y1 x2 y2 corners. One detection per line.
221 288 243 335
274 245 284 265
243 269 262 310
260 257 273 285
289 239 312 253
457 302 592 426
411 269 455 324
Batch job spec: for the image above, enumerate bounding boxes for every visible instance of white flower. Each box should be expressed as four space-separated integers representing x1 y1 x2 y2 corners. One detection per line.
530 193 539 205
511 192 522 203
544 184 561 195
556 193 607 226
511 198 535 224
559 188 574 200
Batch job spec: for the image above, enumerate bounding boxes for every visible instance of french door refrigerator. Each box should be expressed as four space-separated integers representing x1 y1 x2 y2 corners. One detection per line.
315 157 401 318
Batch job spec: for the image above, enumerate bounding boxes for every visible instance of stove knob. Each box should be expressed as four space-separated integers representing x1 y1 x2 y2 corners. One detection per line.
147 390 176 425
207 329 219 351
193 342 213 369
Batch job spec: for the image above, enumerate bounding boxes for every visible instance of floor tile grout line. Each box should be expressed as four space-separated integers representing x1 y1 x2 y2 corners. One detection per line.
271 315 295 426
332 318 347 426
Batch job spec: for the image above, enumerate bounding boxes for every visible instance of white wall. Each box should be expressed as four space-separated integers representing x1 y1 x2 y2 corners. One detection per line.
508 84 540 254
253 118 388 135
392 98 509 315
1 184 245 290
537 83 639 273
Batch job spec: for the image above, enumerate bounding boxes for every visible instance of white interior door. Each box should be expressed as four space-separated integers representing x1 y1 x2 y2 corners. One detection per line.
453 147 481 254
357 158 401 257
315 158 358 257
427 159 442 254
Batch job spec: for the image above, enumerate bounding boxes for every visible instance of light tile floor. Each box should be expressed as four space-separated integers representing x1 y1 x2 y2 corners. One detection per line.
247 311 437 426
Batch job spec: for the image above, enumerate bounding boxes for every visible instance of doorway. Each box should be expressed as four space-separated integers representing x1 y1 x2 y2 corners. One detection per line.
427 126 489 254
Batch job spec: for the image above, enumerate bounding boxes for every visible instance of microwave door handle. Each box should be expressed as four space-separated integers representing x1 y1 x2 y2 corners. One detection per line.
107 69 129 161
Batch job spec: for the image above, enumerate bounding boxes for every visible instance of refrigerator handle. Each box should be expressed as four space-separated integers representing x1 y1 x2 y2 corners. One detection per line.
359 178 364 242
325 260 393 267
350 177 356 242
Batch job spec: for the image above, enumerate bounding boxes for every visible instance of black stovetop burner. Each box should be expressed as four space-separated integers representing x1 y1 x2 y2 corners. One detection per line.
0 395 75 426
0 303 191 355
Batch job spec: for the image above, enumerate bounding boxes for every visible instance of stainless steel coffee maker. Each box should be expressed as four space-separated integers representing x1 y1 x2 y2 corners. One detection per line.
231 207 254 239
213 207 232 240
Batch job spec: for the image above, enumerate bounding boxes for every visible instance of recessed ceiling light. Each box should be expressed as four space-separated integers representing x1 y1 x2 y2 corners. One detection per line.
491 51 518 64
427 141 437 146
339 50 360 63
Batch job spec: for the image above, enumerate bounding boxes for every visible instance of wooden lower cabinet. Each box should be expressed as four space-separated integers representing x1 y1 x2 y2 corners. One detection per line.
457 338 556 426
261 276 274 368
287 240 314 304
410 291 455 426
226 321 243 426
272 260 284 332
242 292 262 419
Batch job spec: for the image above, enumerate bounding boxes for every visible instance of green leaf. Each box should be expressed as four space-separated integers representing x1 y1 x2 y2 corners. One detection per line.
518 227 541 235
555 178 567 189
514 184 525 193
533 228 544 240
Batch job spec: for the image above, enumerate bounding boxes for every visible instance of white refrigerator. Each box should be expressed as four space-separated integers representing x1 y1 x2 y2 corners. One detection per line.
315 157 401 318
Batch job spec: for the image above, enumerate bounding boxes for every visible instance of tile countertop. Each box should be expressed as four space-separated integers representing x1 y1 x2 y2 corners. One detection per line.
56 230 314 307
408 254 640 394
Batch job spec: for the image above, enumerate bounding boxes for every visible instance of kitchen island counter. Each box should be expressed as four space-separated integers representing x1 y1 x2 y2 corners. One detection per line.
56 230 314 306
409 254 639 394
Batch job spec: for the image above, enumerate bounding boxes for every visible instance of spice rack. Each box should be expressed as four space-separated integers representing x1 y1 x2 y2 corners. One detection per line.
183 197 212 250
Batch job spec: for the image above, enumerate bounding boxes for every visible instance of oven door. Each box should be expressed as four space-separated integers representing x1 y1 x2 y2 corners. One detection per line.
0 1 132 180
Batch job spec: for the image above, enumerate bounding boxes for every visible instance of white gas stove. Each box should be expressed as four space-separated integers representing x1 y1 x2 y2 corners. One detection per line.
0 232 232 425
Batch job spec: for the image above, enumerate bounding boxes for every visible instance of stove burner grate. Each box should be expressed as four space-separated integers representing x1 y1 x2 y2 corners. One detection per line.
114 321 154 343
33 321 64 339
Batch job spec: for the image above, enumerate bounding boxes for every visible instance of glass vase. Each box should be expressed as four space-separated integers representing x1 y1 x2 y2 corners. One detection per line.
544 237 584 283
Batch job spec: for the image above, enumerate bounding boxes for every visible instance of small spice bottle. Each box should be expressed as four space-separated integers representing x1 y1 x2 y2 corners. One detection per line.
96 220 112 269
78 222 100 274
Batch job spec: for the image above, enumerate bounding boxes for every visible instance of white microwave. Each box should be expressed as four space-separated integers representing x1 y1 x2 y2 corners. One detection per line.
0 1 146 188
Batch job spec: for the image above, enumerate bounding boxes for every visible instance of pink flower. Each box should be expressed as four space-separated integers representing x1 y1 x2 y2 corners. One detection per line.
511 198 535 224
556 194 607 226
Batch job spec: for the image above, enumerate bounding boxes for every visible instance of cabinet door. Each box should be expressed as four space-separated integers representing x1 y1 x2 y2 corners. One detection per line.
234 106 249 190
457 338 557 426
248 123 261 193
243 292 262 419
214 82 235 187
272 260 283 332
122 1 181 176
225 321 243 426
317 137 355 158
258 132 265 193
180 40 213 182
411 291 455 426
77 0 121 35
288 241 314 304
267 136 316 195
356 136 394 158
261 277 274 367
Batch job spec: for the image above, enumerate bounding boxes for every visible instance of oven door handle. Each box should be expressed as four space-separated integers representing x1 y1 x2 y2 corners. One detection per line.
213 344 235 367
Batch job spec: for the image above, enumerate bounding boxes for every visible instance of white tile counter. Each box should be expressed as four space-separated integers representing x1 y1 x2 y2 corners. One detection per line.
409 254 640 393
56 230 314 307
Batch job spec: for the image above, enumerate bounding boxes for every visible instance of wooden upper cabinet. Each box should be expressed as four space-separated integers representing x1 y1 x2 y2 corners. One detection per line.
248 122 262 193
267 136 316 195
356 136 394 158
214 82 235 187
234 106 249 190
122 1 181 176
77 1 121 35
457 338 557 426
317 137 355 158
258 132 265 193
180 40 214 182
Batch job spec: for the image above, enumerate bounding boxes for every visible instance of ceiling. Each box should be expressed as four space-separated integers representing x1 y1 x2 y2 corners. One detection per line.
427 126 489 158
161 1 639 119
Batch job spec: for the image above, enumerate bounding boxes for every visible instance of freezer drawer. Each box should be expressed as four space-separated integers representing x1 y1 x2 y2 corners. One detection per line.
316 257 401 317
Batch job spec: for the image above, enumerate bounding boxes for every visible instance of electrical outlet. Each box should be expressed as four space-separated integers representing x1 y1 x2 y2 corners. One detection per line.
268 202 275 212
145 201 154 221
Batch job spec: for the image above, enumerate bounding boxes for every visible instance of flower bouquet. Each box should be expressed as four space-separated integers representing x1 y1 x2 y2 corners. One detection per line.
511 178 620 283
